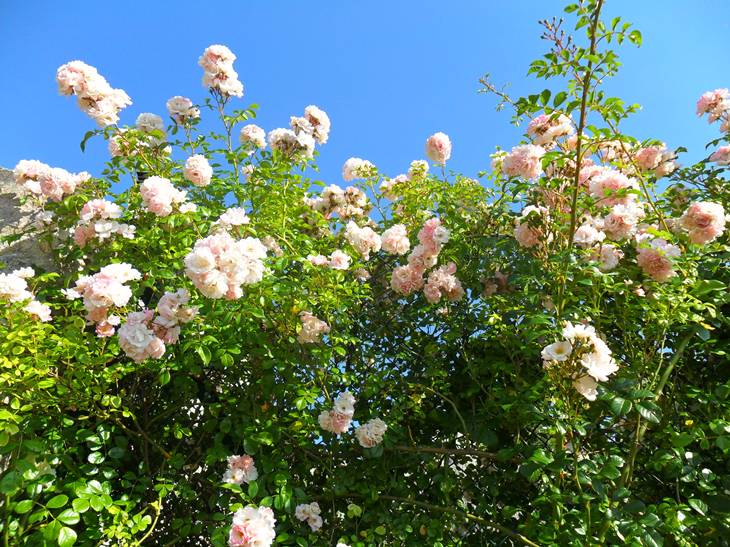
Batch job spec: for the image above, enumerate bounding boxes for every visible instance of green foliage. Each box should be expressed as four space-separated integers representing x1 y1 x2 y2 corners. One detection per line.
2 1 730 545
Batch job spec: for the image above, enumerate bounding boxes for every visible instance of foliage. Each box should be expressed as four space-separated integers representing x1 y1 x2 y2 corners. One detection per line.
2 1 730 545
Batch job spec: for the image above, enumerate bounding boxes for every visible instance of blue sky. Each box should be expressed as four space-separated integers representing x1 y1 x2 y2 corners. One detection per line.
1 1 729 185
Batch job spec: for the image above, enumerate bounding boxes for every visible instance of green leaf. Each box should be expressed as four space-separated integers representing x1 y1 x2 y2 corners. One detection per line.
539 89 551 106
197 346 211 365
553 91 567 108
610 397 632 416
47 494 69 509
72 498 90 513
15 499 34 514
56 508 80 525
636 403 661 424
248 480 259 499
688 498 708 516
58 526 77 547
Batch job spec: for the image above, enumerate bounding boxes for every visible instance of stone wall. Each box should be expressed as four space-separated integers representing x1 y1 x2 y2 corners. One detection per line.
0 167 56 272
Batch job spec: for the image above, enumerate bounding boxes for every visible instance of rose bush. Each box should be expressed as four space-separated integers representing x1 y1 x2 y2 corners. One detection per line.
2 1 730 545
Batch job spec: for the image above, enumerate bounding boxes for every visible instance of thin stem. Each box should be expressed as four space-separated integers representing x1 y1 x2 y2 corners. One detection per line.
566 0 604 250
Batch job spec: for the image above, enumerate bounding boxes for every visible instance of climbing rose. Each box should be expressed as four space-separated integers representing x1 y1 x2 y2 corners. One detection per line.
636 238 681 282
344 222 381 260
342 157 375 181
390 265 425 295
183 155 213 187
199 44 244 98
514 206 549 248
223 455 258 485
297 312 330 344
381 224 411 255
295 503 323 532
502 144 545 179
423 262 464 304
56 60 132 126
166 96 199 124
425 132 452 164
696 88 729 122
526 113 574 147
709 145 730 165
140 176 188 217
228 506 276 547
240 124 266 149
588 169 637 207
679 201 726 244
184 233 267 299
355 418 388 448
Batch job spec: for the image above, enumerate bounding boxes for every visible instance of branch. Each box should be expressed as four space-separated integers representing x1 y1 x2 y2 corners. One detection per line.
379 495 540 547
566 0 605 249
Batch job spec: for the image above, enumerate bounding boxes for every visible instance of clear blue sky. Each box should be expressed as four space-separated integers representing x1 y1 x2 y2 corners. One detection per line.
1 1 729 184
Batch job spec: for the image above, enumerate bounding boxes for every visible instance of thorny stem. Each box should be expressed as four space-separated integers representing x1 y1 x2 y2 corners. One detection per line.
566 0 605 250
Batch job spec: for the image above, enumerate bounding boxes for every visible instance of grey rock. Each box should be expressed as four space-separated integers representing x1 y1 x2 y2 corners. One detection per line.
0 167 57 272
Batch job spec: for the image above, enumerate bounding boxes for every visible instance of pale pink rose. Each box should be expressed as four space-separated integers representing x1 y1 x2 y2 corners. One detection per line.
636 238 681 282
342 157 375 181
302 105 331 144
199 45 244 98
602 202 645 240
679 201 726 244
95 319 117 337
223 454 258 485
344 222 381 260
297 311 330 344
588 169 637 206
381 224 411 255
710 145 730 166
267 128 314 158
634 144 677 178
229 506 276 547
390 264 423 295
319 410 352 435
80 199 122 221
166 96 199 124
595 244 623 271
140 176 187 217
183 155 213 187
307 254 329 266
425 132 452 164
56 60 132 126
73 224 96 247
502 144 546 179
328 250 351 270
0 271 33 303
417 217 449 255
355 418 387 448
240 124 266 149
218 207 250 227
407 244 438 271
635 146 663 170
578 163 610 188
423 262 464 304
526 113 574 147
696 88 730 122
573 219 605 248
23 300 52 322
514 206 549 248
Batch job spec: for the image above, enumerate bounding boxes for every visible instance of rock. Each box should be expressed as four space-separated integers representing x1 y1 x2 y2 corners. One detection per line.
0 167 56 272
